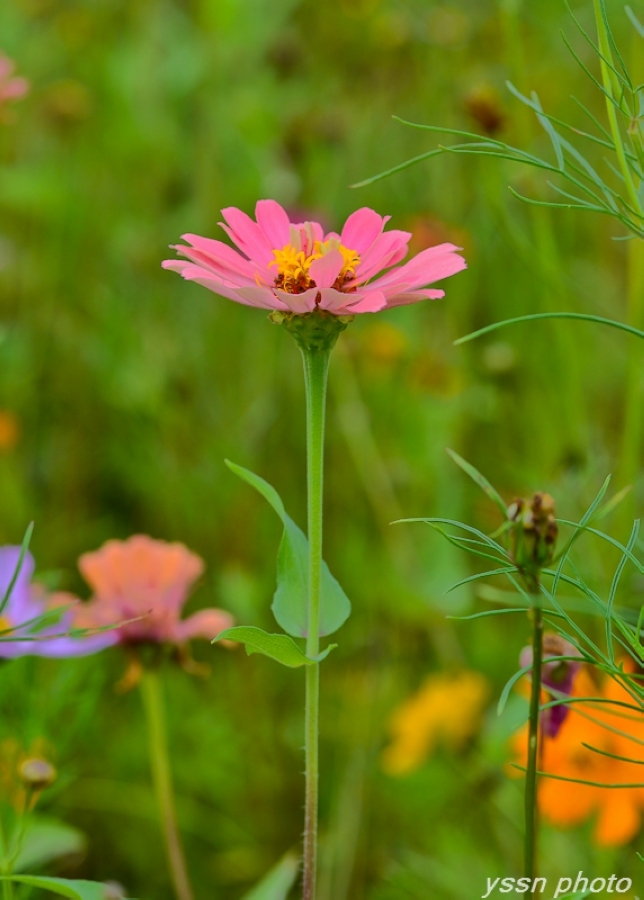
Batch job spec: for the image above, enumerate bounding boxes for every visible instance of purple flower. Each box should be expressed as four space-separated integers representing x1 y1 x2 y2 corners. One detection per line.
520 634 582 737
0 546 115 658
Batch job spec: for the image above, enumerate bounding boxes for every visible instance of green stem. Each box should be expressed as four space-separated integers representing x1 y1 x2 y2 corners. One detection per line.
301 345 331 900
618 238 644 513
140 669 194 900
525 602 543 889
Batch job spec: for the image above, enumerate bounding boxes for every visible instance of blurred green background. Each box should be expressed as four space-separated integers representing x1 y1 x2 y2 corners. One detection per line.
0 0 641 896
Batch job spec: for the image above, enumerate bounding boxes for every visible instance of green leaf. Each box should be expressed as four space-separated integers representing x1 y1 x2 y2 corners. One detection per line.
225 461 351 637
445 449 508 519
213 626 335 667
454 312 644 347
14 816 86 872
241 852 300 900
0 876 130 900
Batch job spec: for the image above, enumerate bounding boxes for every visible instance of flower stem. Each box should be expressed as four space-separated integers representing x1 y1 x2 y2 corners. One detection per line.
140 668 194 900
301 344 331 900
524 602 543 887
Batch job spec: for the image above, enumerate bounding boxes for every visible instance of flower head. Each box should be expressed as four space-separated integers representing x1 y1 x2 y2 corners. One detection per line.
162 201 466 317
0 546 114 658
510 664 644 845
0 53 29 115
381 670 489 775
508 492 558 581
74 535 234 646
519 634 582 737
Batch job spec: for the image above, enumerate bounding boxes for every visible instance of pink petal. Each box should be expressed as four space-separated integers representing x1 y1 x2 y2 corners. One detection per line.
342 291 388 313
255 200 291 248
383 289 445 308
220 208 273 266
163 262 278 308
369 244 466 292
340 208 389 254
234 285 290 310
308 250 344 289
353 230 411 282
317 287 358 313
274 287 319 314
178 234 264 282
173 608 235 642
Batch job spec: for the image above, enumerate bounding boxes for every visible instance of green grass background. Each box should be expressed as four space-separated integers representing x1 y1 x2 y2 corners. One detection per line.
0 0 641 896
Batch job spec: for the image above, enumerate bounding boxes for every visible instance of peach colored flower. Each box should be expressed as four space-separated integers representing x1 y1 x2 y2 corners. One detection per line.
74 535 233 645
510 665 644 846
162 201 466 315
0 53 29 110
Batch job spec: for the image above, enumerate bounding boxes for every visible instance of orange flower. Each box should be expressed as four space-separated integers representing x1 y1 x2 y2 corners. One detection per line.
510 665 644 845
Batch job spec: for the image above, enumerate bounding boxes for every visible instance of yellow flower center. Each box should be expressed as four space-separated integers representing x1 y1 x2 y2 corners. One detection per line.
269 239 361 294
0 616 12 634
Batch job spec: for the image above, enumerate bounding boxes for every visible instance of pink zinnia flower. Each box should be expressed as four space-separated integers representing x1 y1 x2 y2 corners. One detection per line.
0 53 29 109
73 535 234 645
162 201 466 315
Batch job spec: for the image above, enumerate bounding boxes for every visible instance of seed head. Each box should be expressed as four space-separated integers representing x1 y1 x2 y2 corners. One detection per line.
507 491 558 582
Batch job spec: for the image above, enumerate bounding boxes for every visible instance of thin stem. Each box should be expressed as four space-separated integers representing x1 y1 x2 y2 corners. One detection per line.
140 668 194 900
525 602 543 889
301 345 331 900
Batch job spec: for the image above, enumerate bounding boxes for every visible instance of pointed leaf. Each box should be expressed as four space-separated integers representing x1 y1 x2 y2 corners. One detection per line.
14 817 86 872
0 876 131 900
213 626 335 667
225 461 351 637
241 852 300 900
445 449 508 519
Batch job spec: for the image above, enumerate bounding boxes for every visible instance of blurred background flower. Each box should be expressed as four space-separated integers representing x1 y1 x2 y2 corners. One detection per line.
74 535 233 647
0 52 28 121
381 669 489 775
0 546 114 657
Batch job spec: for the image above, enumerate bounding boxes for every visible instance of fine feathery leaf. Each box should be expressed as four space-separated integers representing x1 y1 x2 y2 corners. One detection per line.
445 448 508 519
581 742 644 765
213 626 335 667
606 520 640 662
509 763 644 789
454 312 644 346
626 6 644 37
497 664 534 716
0 522 34 617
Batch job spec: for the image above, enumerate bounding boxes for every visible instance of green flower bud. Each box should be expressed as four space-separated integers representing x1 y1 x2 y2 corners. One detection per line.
507 492 558 581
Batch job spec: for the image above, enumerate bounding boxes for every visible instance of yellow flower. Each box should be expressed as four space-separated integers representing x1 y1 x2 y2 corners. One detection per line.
382 670 489 775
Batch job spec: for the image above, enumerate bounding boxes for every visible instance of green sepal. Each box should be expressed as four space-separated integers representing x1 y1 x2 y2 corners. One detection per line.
213 626 336 667
268 308 353 352
225 460 351 637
